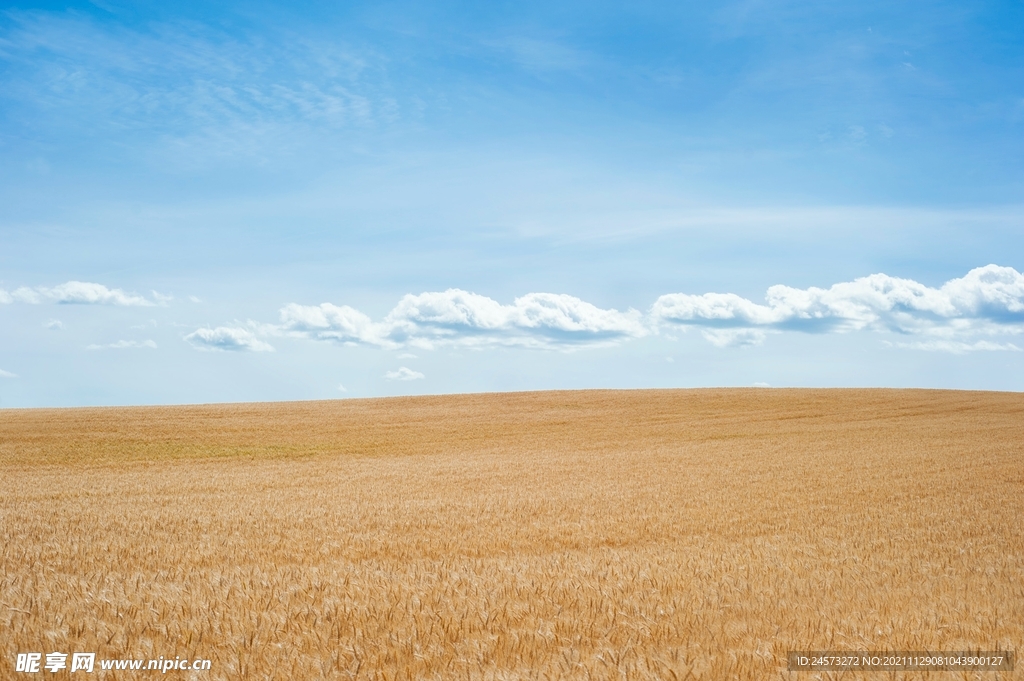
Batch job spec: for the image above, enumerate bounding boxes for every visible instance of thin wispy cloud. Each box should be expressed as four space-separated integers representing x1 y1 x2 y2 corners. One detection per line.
86 339 158 350
884 340 1021 354
701 329 767 348
483 36 590 72
0 369 17 378
184 326 274 352
0 11 395 162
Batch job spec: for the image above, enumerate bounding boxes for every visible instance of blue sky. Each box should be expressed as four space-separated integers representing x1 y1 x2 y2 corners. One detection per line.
1 0 1022 407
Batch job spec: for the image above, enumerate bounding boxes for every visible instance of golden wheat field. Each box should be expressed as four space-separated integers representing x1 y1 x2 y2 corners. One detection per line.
1 388 1022 680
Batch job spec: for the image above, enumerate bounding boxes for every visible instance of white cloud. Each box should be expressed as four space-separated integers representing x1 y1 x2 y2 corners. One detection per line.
281 289 646 350
86 340 158 350
3 281 163 306
45 319 63 330
385 367 425 381
392 290 646 347
337 383 348 392
184 327 274 352
48 282 160 306
0 369 17 378
652 265 1024 343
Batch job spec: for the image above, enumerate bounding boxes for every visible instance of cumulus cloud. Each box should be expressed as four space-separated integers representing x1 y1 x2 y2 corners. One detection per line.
2 281 164 306
184 327 274 352
390 290 645 347
652 265 1024 343
385 367 425 381
86 339 158 350
281 289 646 350
0 368 17 378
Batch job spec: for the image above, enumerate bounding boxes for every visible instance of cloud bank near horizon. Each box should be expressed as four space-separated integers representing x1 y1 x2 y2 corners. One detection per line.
187 265 1024 353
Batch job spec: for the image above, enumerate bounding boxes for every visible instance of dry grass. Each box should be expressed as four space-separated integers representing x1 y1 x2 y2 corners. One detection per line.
1 388 1022 680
